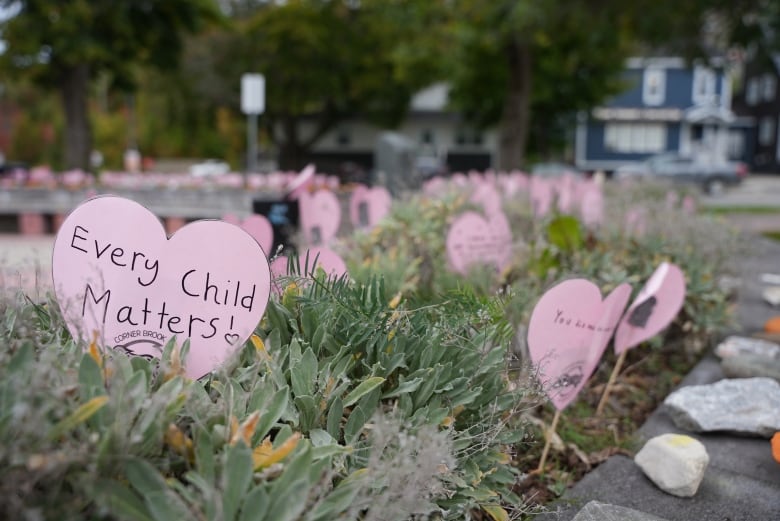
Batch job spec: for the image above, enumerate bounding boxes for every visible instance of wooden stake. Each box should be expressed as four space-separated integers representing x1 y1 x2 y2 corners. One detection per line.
596 350 628 416
536 409 562 474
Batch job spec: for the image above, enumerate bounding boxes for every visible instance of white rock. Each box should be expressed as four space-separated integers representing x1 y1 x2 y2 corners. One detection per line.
763 286 780 307
634 434 709 497
664 377 780 437
715 336 780 361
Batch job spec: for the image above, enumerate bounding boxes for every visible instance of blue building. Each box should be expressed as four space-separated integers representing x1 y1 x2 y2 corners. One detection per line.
575 57 741 173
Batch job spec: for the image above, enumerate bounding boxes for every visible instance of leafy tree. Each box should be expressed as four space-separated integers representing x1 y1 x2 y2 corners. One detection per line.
446 0 778 169
186 0 442 170
0 0 221 169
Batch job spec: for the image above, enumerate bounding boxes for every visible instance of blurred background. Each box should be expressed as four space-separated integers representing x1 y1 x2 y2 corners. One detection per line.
0 0 779 179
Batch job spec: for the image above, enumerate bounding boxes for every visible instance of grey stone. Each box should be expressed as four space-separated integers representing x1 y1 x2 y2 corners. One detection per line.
722 354 780 382
634 434 709 497
571 500 668 521
763 286 780 306
664 377 780 437
715 335 780 361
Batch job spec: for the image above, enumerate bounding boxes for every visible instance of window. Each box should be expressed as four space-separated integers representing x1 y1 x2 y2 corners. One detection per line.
728 130 745 160
692 67 716 104
455 127 483 146
746 77 759 105
762 73 776 101
643 68 666 106
421 129 434 145
759 116 775 146
335 127 351 146
604 122 666 152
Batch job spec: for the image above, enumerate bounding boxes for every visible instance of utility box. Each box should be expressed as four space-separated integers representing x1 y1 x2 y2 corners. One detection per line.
373 132 420 195
252 198 299 255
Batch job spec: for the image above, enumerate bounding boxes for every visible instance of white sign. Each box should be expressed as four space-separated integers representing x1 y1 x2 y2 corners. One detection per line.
241 73 265 115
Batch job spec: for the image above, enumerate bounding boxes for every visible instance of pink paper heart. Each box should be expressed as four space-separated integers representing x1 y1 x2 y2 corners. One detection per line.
52 196 271 379
579 183 604 228
613 262 686 355
469 183 503 217
527 280 632 410
299 189 341 246
446 211 512 275
350 185 392 229
285 164 316 201
530 177 553 218
223 214 274 256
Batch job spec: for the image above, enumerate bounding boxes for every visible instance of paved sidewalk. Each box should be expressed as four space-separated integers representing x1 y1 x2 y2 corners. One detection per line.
0 234 55 299
542 237 780 520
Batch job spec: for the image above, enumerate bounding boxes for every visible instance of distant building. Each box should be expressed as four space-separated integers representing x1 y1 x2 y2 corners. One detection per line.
304 83 499 176
576 57 744 173
731 53 780 172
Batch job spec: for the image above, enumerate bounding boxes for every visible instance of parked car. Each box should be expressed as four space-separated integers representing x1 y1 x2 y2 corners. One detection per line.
189 159 230 177
530 162 585 178
614 153 748 195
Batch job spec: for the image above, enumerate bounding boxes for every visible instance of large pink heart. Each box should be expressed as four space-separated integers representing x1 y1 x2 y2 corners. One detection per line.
223 213 274 256
299 189 341 246
446 211 512 275
350 185 392 229
52 196 271 379
527 280 632 411
613 262 686 355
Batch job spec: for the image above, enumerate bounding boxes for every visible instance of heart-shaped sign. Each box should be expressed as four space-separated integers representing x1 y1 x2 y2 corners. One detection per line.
469 183 503 217
613 262 686 355
579 183 604 228
285 164 316 201
527 280 632 410
299 189 341 246
530 177 553 218
446 211 512 275
350 185 392 229
223 213 274 256
52 196 271 379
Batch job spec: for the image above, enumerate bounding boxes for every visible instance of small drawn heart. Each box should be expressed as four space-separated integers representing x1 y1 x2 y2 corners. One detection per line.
614 262 686 355
224 333 240 345
527 279 632 411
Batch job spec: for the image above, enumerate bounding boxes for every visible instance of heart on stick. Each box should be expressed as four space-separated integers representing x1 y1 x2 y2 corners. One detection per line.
446 211 512 275
527 280 632 410
469 183 503 217
350 185 392 229
285 164 316 201
222 213 274 255
52 196 271 379
299 189 341 246
613 262 686 355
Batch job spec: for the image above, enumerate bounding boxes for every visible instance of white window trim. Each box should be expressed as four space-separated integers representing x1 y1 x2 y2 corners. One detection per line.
746 77 759 106
759 116 774 146
643 68 666 106
692 66 716 105
604 122 667 153
762 73 777 102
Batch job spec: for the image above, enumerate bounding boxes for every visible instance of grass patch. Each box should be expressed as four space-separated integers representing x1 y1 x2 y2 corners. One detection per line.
762 230 780 242
703 205 780 215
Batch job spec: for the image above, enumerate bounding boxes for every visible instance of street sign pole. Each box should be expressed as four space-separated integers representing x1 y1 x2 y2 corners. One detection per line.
247 112 258 174
241 73 266 185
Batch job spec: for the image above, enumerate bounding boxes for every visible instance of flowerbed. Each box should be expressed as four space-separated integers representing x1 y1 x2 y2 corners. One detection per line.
0 173 741 520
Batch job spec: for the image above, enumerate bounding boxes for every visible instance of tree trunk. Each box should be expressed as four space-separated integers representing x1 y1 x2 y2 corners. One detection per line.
60 64 92 170
498 39 532 170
